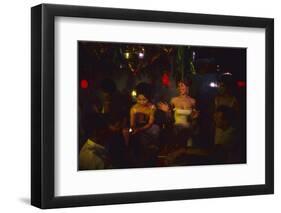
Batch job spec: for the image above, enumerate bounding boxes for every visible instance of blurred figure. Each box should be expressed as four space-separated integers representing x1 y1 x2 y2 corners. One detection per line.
213 105 238 163
104 112 130 168
100 77 131 145
79 113 111 170
79 111 131 170
215 80 239 111
100 78 128 115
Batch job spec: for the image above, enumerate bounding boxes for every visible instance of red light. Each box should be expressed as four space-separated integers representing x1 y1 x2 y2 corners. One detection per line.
80 80 88 89
162 73 170 87
237 81 246 88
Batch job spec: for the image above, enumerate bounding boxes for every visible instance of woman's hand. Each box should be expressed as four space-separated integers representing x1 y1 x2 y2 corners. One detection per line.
157 102 170 112
191 109 199 119
131 128 141 135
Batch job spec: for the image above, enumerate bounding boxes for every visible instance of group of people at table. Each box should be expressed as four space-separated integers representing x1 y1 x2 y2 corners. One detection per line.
79 78 241 170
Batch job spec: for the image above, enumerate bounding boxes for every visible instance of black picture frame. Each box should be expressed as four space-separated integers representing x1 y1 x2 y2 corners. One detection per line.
31 3 274 209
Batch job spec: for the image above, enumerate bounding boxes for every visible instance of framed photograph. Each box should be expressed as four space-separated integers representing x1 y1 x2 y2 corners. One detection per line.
31 3 274 209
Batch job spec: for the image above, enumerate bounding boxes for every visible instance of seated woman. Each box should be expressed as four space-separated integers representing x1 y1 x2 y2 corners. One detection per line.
158 80 199 163
129 82 160 167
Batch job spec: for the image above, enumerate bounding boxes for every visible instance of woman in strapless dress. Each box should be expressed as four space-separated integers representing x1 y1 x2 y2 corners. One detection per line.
129 83 160 167
158 80 199 149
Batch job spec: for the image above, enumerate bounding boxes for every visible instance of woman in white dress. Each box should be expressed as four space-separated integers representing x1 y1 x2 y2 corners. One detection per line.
158 80 199 149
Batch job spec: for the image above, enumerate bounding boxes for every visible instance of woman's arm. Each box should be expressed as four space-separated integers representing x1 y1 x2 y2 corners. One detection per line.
130 107 136 129
190 98 199 119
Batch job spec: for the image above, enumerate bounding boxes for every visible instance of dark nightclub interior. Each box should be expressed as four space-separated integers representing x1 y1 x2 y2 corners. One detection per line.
78 41 246 170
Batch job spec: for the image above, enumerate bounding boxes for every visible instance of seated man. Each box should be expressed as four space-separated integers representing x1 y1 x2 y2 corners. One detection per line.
79 113 111 170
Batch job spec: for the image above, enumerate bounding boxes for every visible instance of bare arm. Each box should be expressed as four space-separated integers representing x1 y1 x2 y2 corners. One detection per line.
130 107 136 129
190 98 199 119
190 97 196 109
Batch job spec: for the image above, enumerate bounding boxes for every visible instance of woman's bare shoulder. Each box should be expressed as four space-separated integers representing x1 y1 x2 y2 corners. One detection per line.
187 96 196 106
171 97 178 104
190 96 196 103
130 104 138 112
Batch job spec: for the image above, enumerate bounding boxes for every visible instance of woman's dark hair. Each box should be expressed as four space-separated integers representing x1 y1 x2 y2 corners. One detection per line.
135 82 152 101
176 79 192 87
